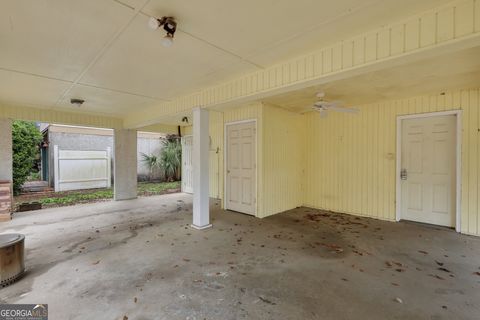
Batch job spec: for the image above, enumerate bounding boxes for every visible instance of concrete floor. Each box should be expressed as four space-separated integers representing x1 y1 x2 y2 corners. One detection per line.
0 194 479 320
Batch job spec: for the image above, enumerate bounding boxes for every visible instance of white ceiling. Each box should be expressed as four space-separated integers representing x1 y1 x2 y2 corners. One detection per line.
263 47 480 112
0 0 453 117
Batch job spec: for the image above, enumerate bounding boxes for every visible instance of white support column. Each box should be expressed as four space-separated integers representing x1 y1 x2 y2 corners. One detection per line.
191 107 211 230
0 119 12 182
114 129 137 201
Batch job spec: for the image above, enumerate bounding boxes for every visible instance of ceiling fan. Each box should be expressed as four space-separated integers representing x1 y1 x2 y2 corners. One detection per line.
308 92 359 118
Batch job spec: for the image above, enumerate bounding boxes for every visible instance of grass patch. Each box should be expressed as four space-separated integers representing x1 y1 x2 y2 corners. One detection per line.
16 181 181 208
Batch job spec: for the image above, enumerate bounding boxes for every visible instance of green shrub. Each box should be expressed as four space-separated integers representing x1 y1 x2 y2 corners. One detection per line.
12 121 42 194
160 136 181 181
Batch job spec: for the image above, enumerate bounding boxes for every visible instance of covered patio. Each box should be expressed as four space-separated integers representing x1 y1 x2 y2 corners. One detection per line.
1 194 479 319
1 0 480 318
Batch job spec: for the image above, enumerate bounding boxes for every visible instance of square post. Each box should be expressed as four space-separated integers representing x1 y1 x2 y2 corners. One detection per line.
114 129 137 200
191 107 211 229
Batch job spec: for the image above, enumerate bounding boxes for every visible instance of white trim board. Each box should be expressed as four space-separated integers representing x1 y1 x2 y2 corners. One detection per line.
224 119 258 217
395 110 462 233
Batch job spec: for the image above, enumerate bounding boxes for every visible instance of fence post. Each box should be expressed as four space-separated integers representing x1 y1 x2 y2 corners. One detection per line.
53 145 59 192
106 147 112 188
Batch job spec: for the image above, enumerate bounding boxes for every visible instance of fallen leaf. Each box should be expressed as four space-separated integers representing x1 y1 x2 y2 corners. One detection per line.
134 297 137 303
438 267 451 273
435 260 444 266
418 250 428 255
473 272 480 276
92 260 100 265
123 316 128 320
258 296 276 305
429 274 445 280
394 297 403 304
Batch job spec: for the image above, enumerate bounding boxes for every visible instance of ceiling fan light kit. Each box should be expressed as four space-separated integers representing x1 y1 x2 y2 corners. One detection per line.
148 16 177 47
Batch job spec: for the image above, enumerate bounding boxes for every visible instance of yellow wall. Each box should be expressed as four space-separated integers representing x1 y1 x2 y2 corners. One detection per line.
183 102 306 218
183 89 480 236
261 104 305 217
181 102 264 211
304 88 480 236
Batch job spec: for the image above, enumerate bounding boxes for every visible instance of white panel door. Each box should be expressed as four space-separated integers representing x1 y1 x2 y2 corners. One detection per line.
226 121 256 215
181 135 193 194
400 115 456 227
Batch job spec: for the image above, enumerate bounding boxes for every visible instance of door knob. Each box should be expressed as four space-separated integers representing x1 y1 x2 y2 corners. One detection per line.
400 168 408 180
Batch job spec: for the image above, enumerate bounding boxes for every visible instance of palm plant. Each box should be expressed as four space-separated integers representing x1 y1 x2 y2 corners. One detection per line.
160 137 181 181
141 153 160 181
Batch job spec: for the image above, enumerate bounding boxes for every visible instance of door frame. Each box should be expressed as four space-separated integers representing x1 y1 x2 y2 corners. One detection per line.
395 110 462 232
224 119 258 216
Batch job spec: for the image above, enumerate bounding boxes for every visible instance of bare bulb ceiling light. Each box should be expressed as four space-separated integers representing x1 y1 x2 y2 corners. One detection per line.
148 16 177 47
70 98 85 107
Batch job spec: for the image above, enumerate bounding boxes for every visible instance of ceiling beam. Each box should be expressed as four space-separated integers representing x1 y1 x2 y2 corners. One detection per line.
0 102 123 129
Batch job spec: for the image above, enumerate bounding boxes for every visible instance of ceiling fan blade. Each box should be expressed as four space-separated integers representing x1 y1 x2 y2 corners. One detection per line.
328 106 359 114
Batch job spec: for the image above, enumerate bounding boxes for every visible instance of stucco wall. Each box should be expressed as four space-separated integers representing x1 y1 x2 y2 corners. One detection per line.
0 119 12 182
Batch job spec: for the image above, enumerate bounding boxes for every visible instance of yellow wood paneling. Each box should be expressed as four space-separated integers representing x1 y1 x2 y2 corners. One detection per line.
342 40 354 69
390 24 405 55
185 103 307 218
304 88 480 236
184 103 264 209
405 18 420 51
365 32 378 62
476 0 480 31
420 12 437 47
261 104 305 217
455 0 475 36
437 6 455 42
353 36 365 66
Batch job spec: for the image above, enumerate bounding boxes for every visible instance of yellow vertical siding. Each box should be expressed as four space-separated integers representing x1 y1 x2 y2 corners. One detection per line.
222 102 264 214
261 104 305 217
182 103 265 212
304 89 480 236
183 102 307 218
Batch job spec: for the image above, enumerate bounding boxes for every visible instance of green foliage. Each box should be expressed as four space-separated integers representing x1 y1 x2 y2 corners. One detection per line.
27 171 41 181
160 136 181 181
12 121 42 194
31 182 180 207
140 153 160 180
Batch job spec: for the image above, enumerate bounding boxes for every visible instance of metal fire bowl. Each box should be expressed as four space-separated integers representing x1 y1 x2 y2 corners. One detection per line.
0 234 25 287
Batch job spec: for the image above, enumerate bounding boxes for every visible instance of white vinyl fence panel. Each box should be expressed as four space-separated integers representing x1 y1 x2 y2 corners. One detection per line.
54 145 111 192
